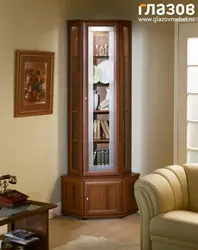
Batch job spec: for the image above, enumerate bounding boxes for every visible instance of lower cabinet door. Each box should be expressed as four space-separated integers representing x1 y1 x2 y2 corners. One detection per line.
84 180 121 216
62 177 83 216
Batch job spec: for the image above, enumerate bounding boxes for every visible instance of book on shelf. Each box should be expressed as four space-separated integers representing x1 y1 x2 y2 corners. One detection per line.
105 148 109 165
103 120 109 135
93 119 109 140
100 120 109 139
93 119 97 139
101 148 105 165
96 119 101 139
93 148 109 165
93 119 101 140
93 149 97 164
97 148 101 165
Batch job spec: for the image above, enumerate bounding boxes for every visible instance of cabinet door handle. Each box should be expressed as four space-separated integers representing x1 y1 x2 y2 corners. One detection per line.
85 97 87 100
86 197 89 200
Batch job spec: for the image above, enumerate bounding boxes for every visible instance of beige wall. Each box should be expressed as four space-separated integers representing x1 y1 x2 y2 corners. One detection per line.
132 22 174 175
0 0 68 203
0 0 174 203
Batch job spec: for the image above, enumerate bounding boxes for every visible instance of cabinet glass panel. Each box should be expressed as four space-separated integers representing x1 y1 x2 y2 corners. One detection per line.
71 25 79 170
123 25 130 170
71 26 79 111
88 26 115 171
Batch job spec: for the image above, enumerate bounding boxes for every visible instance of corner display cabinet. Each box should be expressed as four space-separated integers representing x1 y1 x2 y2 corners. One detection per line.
61 19 140 218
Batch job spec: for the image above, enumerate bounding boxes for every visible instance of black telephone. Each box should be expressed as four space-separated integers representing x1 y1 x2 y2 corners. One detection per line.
0 175 29 208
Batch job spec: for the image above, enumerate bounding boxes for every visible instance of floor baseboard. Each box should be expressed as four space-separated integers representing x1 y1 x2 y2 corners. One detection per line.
49 202 61 219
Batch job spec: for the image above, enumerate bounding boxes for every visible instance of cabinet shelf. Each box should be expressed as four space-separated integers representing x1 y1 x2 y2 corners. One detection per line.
93 110 109 114
91 164 112 168
93 139 109 143
94 82 109 86
94 56 109 59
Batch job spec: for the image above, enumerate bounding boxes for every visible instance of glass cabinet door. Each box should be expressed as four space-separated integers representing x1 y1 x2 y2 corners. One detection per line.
68 22 82 176
121 22 131 173
87 26 116 173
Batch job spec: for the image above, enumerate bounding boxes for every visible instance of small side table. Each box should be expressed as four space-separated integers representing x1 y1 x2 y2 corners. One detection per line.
0 200 56 250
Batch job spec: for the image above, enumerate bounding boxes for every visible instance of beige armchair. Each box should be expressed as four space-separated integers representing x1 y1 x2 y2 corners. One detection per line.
134 164 198 250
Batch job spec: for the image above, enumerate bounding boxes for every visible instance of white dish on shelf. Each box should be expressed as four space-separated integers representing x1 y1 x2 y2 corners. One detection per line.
93 66 102 84
97 60 113 84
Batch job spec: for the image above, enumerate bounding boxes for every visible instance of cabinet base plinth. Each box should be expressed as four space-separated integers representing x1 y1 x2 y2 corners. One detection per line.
61 174 139 219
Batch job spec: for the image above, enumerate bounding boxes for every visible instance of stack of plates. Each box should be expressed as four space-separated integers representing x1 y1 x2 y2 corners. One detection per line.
93 60 113 84
93 65 102 84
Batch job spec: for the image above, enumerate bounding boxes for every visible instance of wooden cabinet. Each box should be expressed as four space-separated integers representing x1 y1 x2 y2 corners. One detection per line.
61 19 140 218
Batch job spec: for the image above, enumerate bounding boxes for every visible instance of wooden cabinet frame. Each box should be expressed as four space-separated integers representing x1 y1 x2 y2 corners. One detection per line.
62 19 139 218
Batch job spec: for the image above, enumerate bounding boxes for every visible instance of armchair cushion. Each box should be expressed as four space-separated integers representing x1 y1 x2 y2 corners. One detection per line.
151 210 198 248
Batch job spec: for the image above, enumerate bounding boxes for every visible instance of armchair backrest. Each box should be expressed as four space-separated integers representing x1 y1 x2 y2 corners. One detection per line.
154 165 189 211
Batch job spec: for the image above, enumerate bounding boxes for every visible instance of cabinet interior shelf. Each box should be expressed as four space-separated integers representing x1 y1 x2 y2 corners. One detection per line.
93 110 109 114
94 82 109 86
94 56 109 58
94 139 109 143
91 165 112 167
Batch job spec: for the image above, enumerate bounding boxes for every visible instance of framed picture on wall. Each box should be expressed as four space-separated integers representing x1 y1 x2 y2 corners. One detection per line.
14 50 55 117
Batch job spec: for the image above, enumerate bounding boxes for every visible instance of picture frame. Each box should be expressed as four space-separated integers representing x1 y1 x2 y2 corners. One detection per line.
14 50 55 117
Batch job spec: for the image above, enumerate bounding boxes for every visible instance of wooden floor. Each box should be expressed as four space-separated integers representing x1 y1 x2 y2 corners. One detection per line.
49 213 140 249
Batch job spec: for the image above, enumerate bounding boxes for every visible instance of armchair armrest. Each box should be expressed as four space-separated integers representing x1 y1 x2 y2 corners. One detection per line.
134 165 188 250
